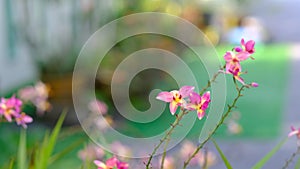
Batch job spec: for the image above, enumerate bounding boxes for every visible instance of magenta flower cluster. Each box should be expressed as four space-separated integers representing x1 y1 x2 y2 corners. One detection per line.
94 157 129 169
0 95 32 128
156 86 211 120
224 38 256 85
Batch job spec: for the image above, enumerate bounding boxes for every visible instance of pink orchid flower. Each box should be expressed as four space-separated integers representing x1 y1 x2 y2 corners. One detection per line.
228 64 245 85
94 157 128 169
0 96 22 122
224 51 249 73
156 86 195 115
186 91 211 120
235 38 255 54
288 126 300 139
15 112 33 128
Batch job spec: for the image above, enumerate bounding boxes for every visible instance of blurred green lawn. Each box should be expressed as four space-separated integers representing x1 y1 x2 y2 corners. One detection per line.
0 44 290 168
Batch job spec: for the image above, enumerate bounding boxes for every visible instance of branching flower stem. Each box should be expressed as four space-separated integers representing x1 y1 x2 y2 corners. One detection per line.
146 110 188 169
148 66 225 169
160 67 225 168
183 85 245 169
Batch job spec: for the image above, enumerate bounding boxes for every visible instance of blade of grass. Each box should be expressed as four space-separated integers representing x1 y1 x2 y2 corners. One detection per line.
295 156 300 169
8 158 15 169
33 110 67 169
35 131 49 169
18 129 27 169
41 110 67 168
48 138 85 164
212 139 233 169
252 137 288 169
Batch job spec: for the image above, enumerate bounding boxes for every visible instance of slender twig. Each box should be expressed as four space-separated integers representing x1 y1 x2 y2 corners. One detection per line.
233 77 240 92
160 134 171 169
282 146 300 169
148 66 225 168
145 110 188 169
202 148 208 169
183 86 245 168
199 65 225 95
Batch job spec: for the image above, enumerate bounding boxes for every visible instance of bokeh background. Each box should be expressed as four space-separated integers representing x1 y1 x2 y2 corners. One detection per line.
0 0 299 168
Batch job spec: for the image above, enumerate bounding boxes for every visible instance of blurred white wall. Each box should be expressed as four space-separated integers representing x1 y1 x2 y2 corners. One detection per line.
0 0 37 94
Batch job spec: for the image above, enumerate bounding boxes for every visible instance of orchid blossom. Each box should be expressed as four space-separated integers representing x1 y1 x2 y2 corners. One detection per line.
235 38 255 55
156 86 195 114
0 96 22 122
15 112 33 128
223 51 249 85
186 91 211 120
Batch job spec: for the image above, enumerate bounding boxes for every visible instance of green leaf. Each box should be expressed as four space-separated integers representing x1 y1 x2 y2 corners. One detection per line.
212 139 233 169
8 158 15 169
252 137 288 169
18 129 27 169
49 138 85 164
34 110 67 169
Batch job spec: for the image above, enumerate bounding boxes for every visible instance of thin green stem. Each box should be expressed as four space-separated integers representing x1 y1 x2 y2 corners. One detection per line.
282 146 300 169
146 110 188 169
233 77 240 92
199 65 225 95
160 135 171 169
183 86 245 169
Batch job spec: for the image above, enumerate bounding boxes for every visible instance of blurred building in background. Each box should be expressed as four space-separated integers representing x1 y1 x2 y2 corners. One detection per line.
0 0 299 124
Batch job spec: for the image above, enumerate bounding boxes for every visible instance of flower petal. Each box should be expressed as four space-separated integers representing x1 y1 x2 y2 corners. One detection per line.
236 51 250 61
288 130 299 137
106 157 118 167
197 110 205 120
156 92 173 102
223 51 233 62
241 38 245 47
245 40 255 54
185 103 197 111
189 92 201 104
234 47 243 52
94 160 107 169
234 75 245 85
117 162 129 169
179 86 195 98
169 101 178 115
202 91 211 102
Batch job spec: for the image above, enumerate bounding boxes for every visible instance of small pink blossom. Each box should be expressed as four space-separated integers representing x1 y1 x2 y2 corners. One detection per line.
18 82 51 114
186 91 211 120
94 157 128 169
15 112 33 128
0 96 22 122
89 99 108 115
288 126 300 139
251 82 259 87
78 144 105 161
223 51 247 85
229 64 246 85
156 86 195 115
235 38 256 55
